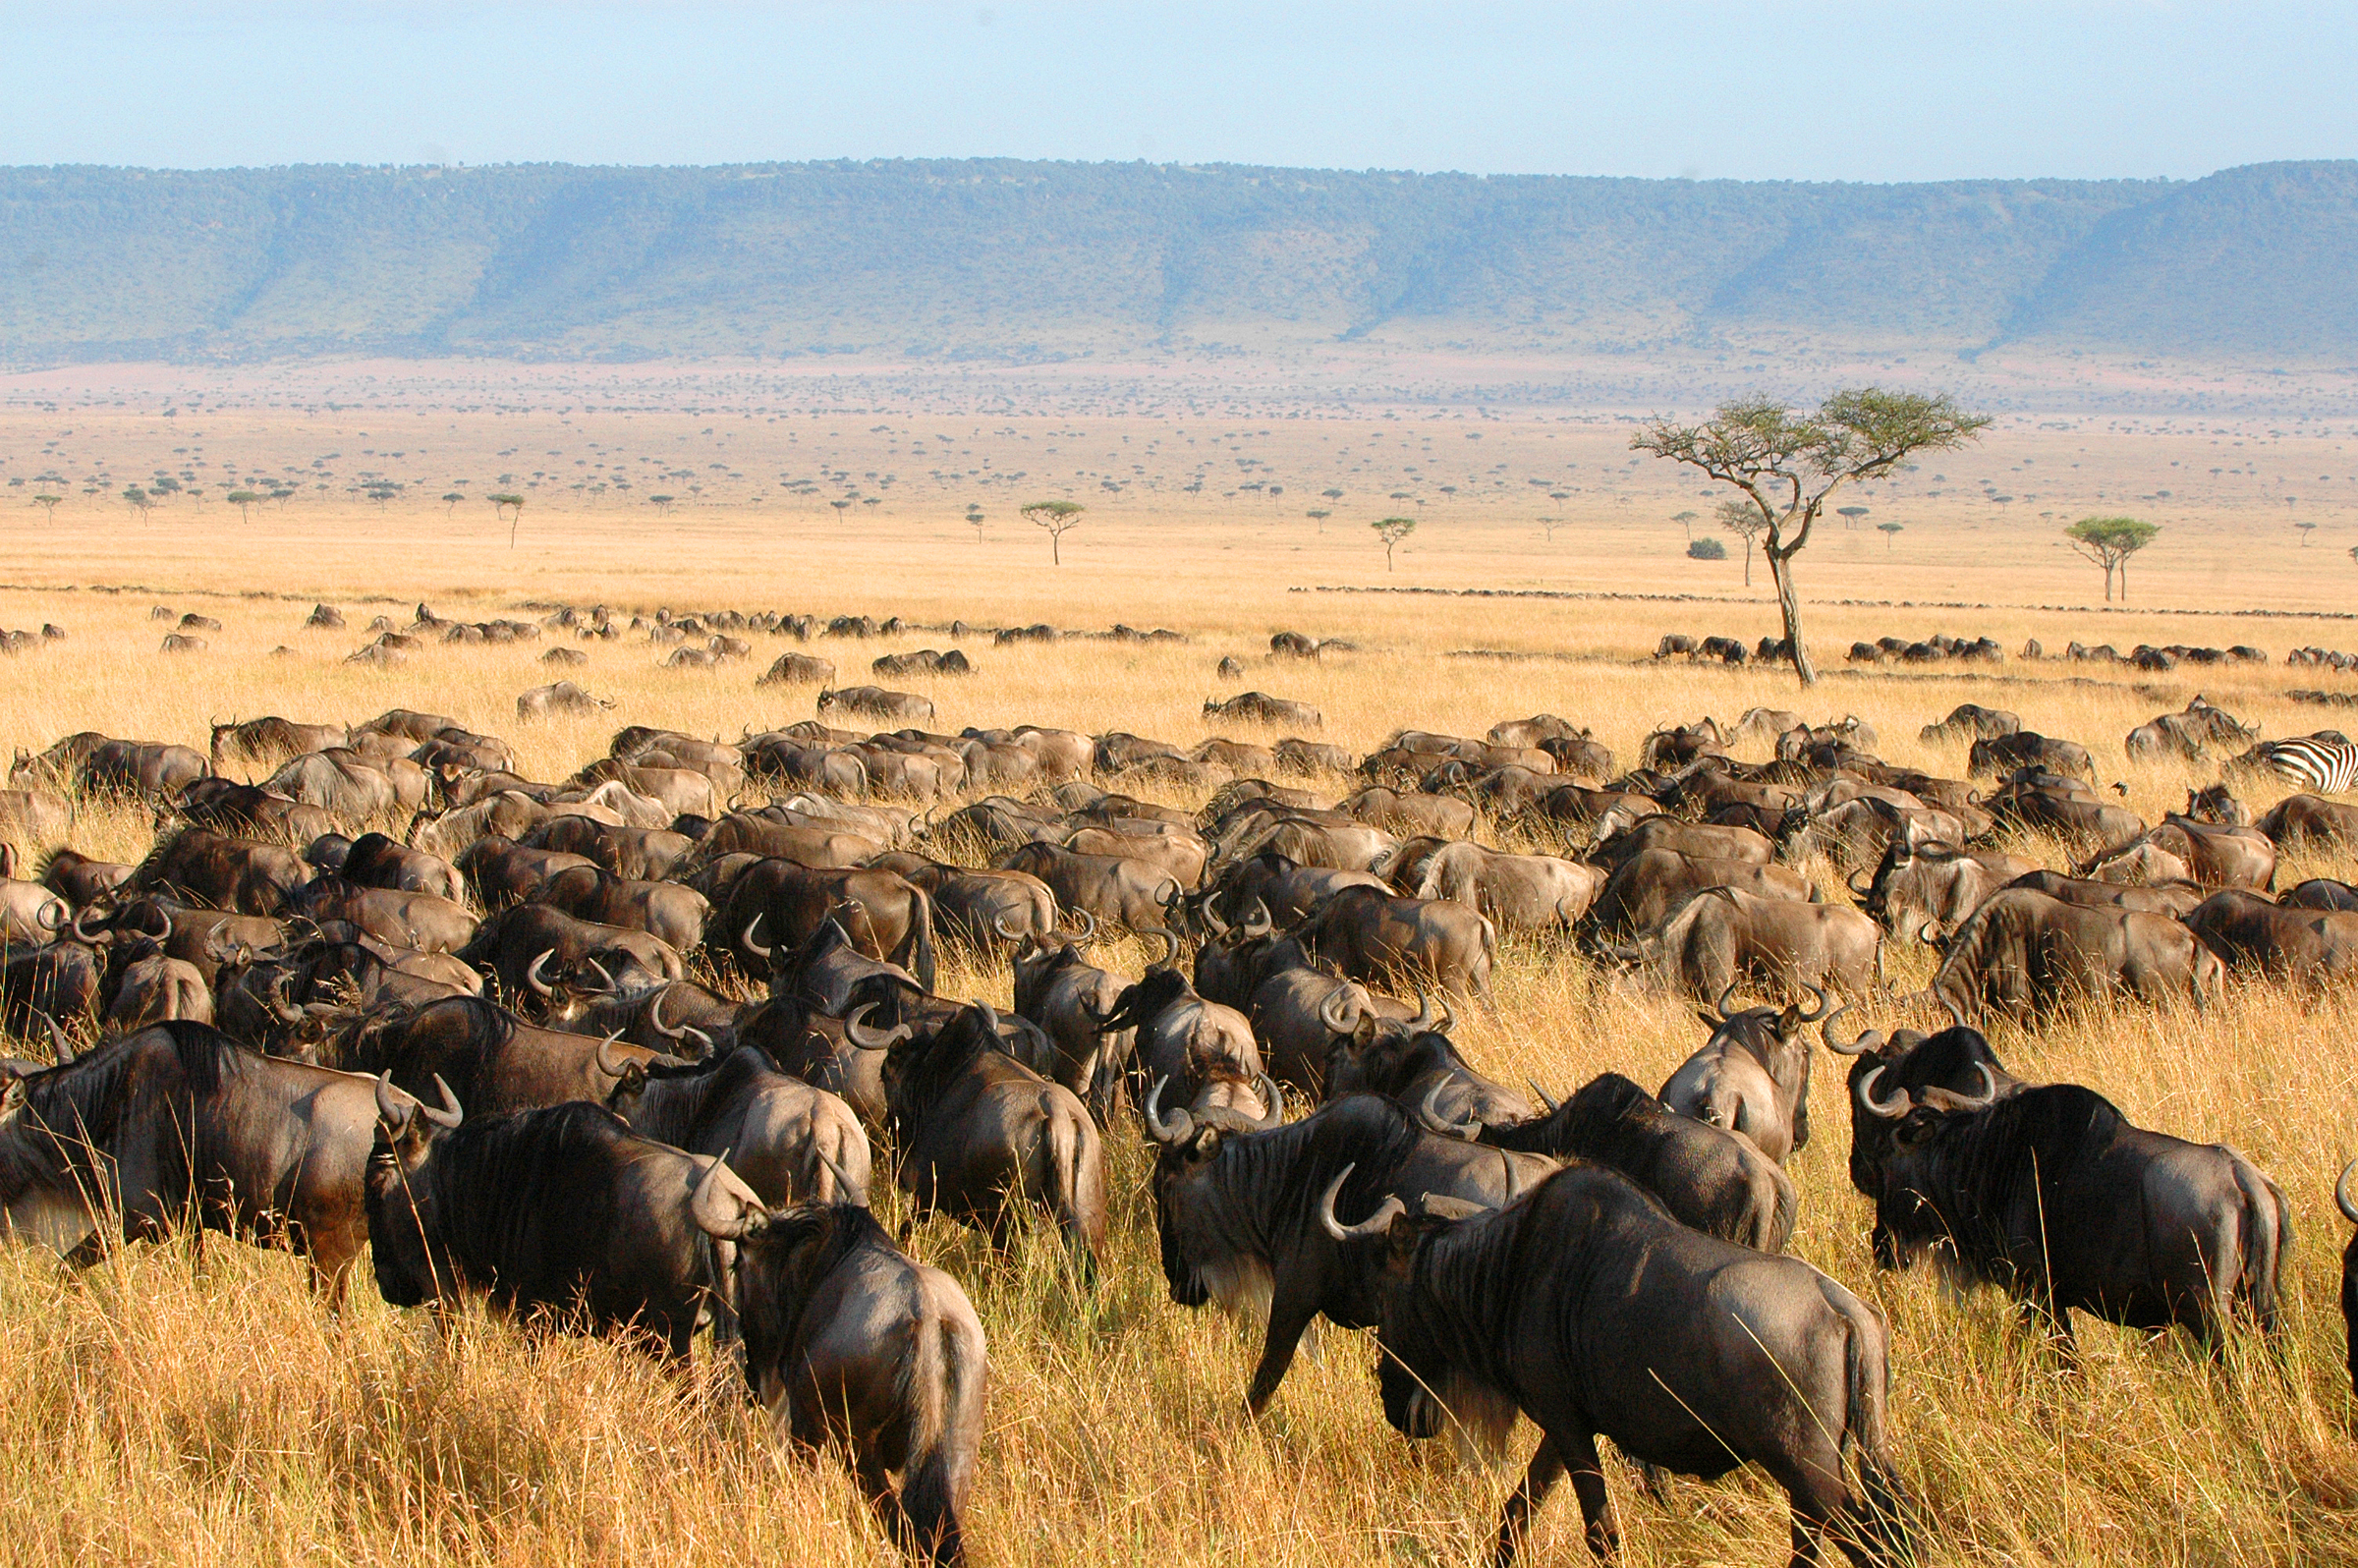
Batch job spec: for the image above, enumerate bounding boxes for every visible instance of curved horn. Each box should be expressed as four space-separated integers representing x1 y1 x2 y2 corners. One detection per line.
1254 1073 1285 1130
1714 980 1745 1022
678 1025 714 1058
1318 986 1359 1036
595 1032 635 1080
1143 927 1179 969
374 1071 411 1130
1318 1164 1407 1241
844 1002 912 1051
2338 1159 2358 1227
1820 1005 1882 1058
646 983 684 1039
1855 1063 1911 1121
691 1150 758 1240
1526 1078 1559 1113
580 954 615 994
1241 897 1272 938
70 905 107 943
815 1148 861 1205
1413 990 1436 1031
1142 1075 1194 1146
1940 994 1967 1031
1200 897 1230 939
1068 907 1098 946
526 949 557 998
992 914 1027 945
267 967 304 1024
421 1073 463 1129
1847 869 1872 897
1417 1079 1482 1140
741 912 771 960
1920 1062 1999 1114
35 900 67 933
40 1012 74 1066
1793 982 1833 1024
1918 922 1941 946
1499 1148 1521 1204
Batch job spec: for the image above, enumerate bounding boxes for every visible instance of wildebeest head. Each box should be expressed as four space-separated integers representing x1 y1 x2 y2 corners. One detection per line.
1320 991 1450 1098
774 915 923 1022
1824 1002 2020 1205
362 1071 464 1306
1849 1056 2007 1266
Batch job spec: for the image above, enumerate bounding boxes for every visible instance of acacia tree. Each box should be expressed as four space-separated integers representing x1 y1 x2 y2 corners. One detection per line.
1372 515 1416 571
31 492 61 522
1716 499 1767 587
226 488 260 522
1023 500 1084 565
488 492 526 547
2064 515 2158 602
1672 509 1698 538
1878 521 1904 551
1635 389 1989 685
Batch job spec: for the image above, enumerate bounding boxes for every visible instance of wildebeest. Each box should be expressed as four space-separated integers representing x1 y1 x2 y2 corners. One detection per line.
2282 879 2358 913
701 1197 986 1566
0 1022 422 1296
1338 1162 1913 1566
1969 730 2097 782
312 993 667 1113
817 685 935 724
1146 1092 1551 1413
533 864 709 953
517 681 612 720
1919 703 2019 744
2181 889 2358 988
1324 994 1532 1129
1855 838 2039 942
1204 692 1321 728
1606 886 1879 1001
995 841 1181 932
1471 1072 1795 1251
1657 985 1833 1164
609 1046 870 1208
333 830 468 903
883 1002 1106 1270
2254 793 2358 850
1303 883 1496 1004
757 651 837 687
130 826 310 916
1924 888 2220 1022
1400 840 1602 932
365 1090 755 1358
1011 928 1133 1120
1086 962 1278 1130
209 716 351 771
1582 847 1819 938
1855 1070 2287 1358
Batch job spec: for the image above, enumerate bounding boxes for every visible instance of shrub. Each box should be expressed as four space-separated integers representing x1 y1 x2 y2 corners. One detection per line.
1686 537 1727 560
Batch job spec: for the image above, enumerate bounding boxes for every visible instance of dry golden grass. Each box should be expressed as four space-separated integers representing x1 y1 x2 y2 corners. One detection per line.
2 407 2357 1566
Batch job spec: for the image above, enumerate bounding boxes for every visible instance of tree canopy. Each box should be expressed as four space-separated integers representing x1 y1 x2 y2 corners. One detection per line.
2063 516 2158 602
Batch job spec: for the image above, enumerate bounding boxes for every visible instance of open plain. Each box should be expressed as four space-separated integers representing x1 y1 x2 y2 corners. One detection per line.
2 370 2357 1568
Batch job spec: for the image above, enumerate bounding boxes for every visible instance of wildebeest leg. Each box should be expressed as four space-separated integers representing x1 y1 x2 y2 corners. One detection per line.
1493 1431 1566 1567
1553 1429 1619 1563
1244 1288 1319 1416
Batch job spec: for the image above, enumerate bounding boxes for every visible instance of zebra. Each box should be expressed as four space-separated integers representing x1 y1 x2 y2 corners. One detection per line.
2245 736 2358 794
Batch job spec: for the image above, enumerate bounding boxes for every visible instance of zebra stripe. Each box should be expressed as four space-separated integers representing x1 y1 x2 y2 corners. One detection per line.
2263 738 2358 794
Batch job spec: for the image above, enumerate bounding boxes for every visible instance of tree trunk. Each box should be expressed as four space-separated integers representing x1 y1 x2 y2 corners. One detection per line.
1768 548 1817 686
1742 540 1753 588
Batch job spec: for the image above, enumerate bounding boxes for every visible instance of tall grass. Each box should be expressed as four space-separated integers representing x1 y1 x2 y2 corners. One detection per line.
2 525 2356 1565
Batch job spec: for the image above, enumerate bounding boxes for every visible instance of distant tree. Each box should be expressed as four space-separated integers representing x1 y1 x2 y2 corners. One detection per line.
1538 516 1559 542
31 492 61 522
441 491 464 515
830 499 852 520
1321 487 1344 502
2295 519 2317 547
226 488 260 522
1837 505 1870 531
1686 536 1726 560
268 486 296 508
1716 499 1767 587
1635 388 1990 685
2349 544 2358 569
121 484 150 521
1372 515 1417 571
649 494 676 515
1306 508 1331 533
1672 509 1698 538
1023 500 1084 565
1878 521 1904 550
488 492 526 547
2064 515 2158 602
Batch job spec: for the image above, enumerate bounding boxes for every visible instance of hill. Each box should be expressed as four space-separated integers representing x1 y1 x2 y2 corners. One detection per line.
1 159 2350 365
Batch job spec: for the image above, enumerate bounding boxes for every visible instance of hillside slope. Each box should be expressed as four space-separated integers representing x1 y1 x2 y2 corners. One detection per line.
0 159 2348 364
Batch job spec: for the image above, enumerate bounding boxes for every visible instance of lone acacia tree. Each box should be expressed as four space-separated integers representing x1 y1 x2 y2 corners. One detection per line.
2065 516 2157 602
1635 389 1989 685
1372 515 1416 571
488 492 526 546
1716 500 1767 587
1024 500 1084 565
226 488 260 522
1878 521 1904 551
31 492 61 522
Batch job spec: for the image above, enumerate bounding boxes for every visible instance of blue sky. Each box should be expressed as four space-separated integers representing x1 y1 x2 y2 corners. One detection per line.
2 2 2349 182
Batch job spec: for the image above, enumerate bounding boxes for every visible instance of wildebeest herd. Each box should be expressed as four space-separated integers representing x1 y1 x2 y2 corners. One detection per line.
2 668 2356 1567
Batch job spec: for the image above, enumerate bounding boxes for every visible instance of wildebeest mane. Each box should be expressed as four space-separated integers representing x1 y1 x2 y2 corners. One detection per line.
2 1022 248 1179
1887 1084 2126 1265
1478 1071 1653 1156
408 1100 635 1287
1208 1093 1422 1246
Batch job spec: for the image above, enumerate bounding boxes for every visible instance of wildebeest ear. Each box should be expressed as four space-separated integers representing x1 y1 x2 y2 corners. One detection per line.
0 1077 22 1117
1894 1110 1943 1148
1693 1008 1721 1032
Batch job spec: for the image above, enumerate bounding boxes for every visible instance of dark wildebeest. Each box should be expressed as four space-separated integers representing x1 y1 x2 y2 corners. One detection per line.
0 1021 430 1297
534 864 710 953
817 685 935 725
702 1198 986 1567
1582 847 1819 939
314 994 673 1114
0 939 103 1032
335 830 468 903
1321 995 1533 1129
2003 868 2206 919
2338 1162 2358 1400
883 1002 1106 1271
1402 840 1603 933
2255 794 2358 851
457 834 598 910
1656 985 1834 1164
1854 838 2040 943
2181 889 2358 988
994 841 1182 932
1302 883 1496 1004
2083 814 2275 893
36 848 134 909
1968 730 2097 782
1923 887 2220 1023
715 860 934 991
1468 1072 1795 1252
1204 692 1322 728
1919 703 2019 744
1146 1092 1552 1414
1855 1069 2288 1360
458 902 685 1004
365 1091 756 1359
1010 927 1133 1122
608 1047 871 1208
1087 963 1279 1130
1336 1162 1913 1567
209 717 351 771
1606 886 1880 1001
130 827 310 916
287 874 479 955
2282 879 2358 913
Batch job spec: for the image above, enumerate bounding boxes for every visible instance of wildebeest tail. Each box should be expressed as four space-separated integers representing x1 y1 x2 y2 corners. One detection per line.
899 885 939 993
2228 1150 2290 1338
898 1303 982 1567
1039 1091 1102 1279
1830 1283 1915 1563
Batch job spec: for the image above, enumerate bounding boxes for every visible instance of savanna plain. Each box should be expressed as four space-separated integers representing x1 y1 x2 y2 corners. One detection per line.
2 373 2357 1568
